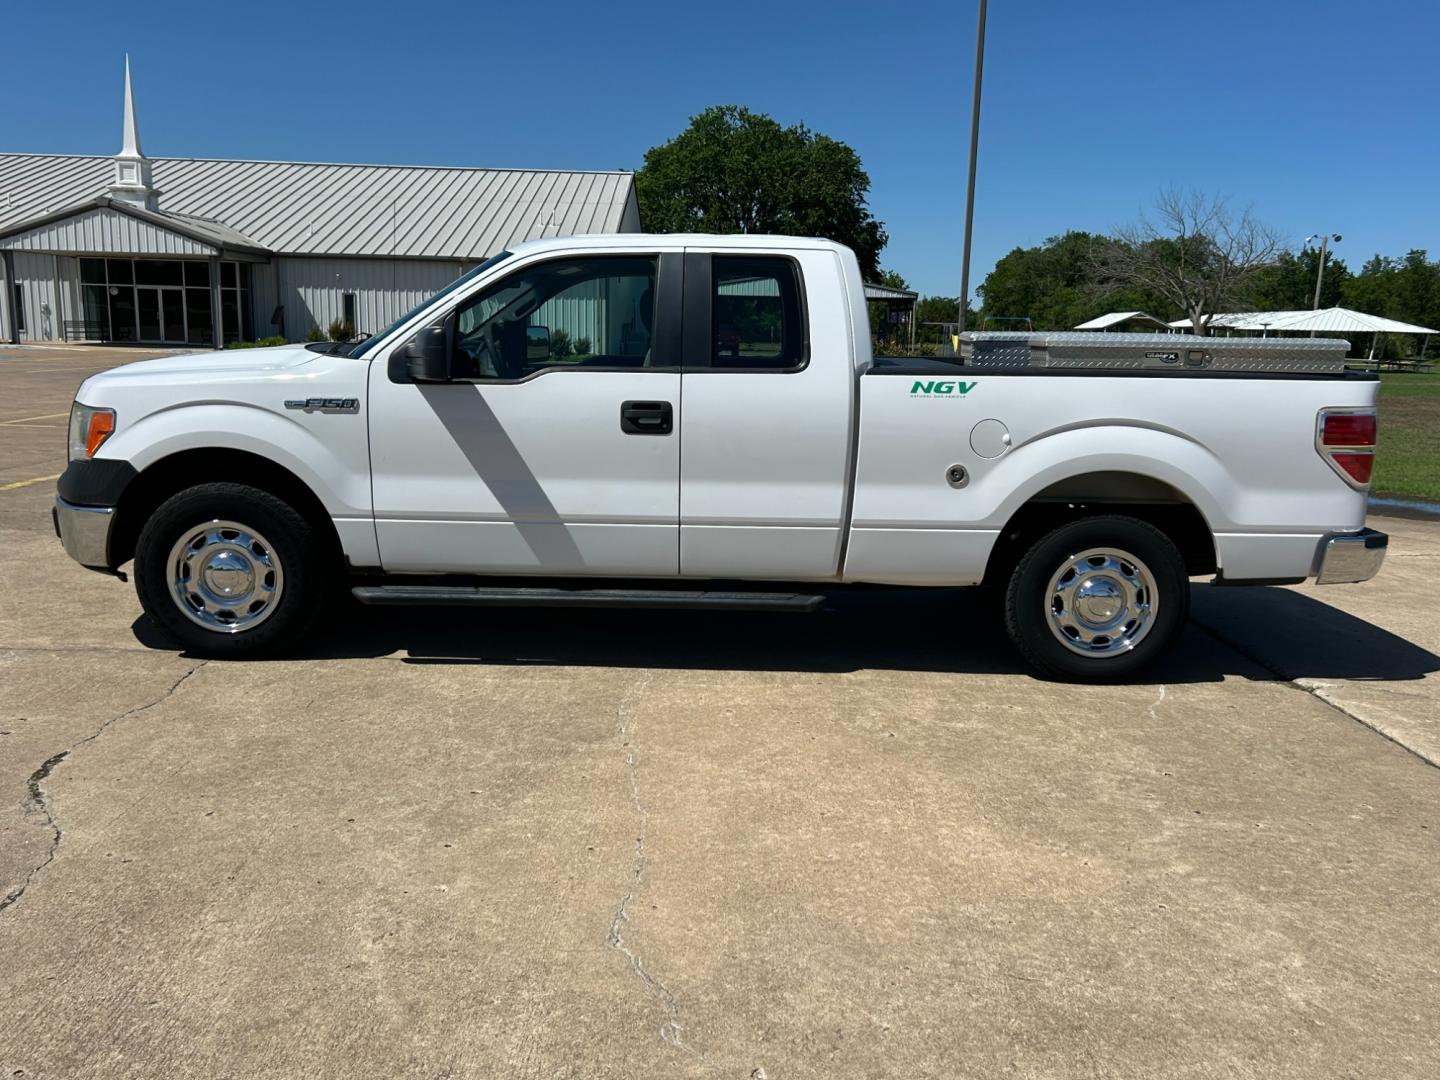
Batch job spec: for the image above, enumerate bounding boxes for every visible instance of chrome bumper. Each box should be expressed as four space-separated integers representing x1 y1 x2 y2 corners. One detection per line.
1315 527 1388 585
53 495 115 569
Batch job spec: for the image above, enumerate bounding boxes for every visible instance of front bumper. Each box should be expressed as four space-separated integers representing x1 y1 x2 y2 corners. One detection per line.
1315 527 1388 585
53 495 116 570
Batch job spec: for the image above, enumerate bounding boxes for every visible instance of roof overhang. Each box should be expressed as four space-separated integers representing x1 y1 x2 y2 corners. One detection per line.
0 196 270 261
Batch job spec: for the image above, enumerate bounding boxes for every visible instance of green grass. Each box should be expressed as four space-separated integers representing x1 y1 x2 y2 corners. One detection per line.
1374 371 1440 502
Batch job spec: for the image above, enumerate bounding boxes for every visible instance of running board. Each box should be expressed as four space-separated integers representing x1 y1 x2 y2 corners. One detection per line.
351 585 825 612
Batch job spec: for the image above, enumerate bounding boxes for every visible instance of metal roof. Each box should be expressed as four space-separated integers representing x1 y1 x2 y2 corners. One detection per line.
863 282 918 301
1072 311 1171 330
1168 308 1436 334
0 154 638 260
1257 307 1438 336
1166 311 1310 329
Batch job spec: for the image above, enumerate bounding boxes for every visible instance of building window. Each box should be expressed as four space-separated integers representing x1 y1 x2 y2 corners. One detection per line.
75 257 232 343
12 284 24 334
342 293 357 334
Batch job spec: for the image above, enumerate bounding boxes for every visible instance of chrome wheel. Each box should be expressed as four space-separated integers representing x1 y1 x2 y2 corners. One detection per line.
1045 546 1158 658
166 520 284 633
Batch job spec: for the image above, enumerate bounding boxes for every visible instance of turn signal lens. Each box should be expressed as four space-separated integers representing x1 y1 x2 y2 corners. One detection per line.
1322 412 1377 447
68 404 116 461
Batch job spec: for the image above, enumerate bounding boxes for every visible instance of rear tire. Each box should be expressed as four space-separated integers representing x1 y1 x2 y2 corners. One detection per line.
134 482 329 657
1003 514 1189 682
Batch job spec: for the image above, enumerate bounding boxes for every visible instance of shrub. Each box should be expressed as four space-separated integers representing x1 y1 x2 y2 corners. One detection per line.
550 328 573 358
305 325 327 342
574 336 592 356
327 319 355 342
224 336 291 350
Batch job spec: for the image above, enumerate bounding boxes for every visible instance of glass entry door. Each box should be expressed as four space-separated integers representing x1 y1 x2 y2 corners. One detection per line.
136 286 187 342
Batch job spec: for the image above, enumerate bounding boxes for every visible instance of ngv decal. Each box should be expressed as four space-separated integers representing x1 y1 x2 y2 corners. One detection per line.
909 380 977 398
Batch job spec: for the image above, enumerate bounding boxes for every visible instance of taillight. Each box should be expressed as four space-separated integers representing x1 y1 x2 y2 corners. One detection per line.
1317 408 1377 489
1321 412 1376 447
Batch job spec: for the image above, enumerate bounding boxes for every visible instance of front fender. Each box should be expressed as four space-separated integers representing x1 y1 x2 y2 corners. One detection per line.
96 402 371 519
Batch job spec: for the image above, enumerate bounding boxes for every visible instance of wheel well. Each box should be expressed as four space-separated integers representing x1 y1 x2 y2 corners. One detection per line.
110 449 343 569
982 472 1217 587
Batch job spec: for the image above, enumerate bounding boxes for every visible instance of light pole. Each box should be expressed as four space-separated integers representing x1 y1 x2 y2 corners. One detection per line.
1304 232 1341 338
957 0 988 337
1305 233 1342 310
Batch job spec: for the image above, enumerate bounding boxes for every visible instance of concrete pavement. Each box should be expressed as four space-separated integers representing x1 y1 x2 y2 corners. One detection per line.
2 346 1438 1079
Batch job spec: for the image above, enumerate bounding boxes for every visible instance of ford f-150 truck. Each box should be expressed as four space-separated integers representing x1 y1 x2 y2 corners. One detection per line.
53 234 1387 680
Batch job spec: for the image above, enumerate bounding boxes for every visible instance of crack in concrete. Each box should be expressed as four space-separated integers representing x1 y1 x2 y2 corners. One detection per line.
1190 617 1439 771
604 674 699 1057
0 661 208 918
1147 684 1167 721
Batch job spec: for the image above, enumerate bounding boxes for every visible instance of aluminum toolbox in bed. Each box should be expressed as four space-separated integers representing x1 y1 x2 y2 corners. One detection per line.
958 331 1350 373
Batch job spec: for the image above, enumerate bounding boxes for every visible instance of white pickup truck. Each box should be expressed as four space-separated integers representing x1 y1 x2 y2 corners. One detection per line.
54 234 1386 680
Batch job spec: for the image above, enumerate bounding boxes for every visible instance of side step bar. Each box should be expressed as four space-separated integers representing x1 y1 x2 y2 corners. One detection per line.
351 585 825 613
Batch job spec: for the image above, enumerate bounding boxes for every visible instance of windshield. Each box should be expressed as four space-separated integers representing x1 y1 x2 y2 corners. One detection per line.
349 250 513 359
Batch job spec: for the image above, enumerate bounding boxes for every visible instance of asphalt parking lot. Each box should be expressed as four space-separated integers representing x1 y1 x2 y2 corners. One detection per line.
3 345 1439 1079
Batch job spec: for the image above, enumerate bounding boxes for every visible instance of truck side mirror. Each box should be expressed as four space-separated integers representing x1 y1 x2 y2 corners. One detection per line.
526 325 550 362
404 326 450 383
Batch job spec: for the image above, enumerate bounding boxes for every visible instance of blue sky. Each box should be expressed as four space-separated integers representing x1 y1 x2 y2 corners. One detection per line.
5 0 1436 297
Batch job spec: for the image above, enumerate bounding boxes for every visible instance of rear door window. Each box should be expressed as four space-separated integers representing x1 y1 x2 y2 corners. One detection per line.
711 256 806 370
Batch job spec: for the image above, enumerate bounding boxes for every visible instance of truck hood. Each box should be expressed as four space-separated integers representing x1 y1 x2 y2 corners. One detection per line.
90 344 321 380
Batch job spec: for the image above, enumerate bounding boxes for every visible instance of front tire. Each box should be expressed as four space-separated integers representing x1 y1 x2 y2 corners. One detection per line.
1003 514 1189 682
134 482 329 657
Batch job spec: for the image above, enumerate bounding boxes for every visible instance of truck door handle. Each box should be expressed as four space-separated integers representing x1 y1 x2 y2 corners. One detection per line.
620 400 673 435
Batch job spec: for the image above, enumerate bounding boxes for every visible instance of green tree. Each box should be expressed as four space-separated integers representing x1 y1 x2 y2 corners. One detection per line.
977 231 1167 329
636 105 888 277
1342 251 1440 357
1245 248 1350 311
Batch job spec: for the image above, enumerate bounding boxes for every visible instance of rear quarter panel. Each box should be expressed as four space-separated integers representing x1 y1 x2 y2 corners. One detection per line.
845 371 1378 584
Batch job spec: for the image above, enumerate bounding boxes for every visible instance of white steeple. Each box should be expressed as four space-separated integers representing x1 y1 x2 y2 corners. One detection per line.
110 55 158 210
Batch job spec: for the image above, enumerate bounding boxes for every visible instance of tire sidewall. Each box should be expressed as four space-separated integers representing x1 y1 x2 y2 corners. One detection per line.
134 483 324 656
1005 515 1189 682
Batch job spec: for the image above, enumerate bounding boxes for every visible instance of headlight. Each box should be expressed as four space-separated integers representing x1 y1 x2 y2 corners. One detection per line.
68 403 116 461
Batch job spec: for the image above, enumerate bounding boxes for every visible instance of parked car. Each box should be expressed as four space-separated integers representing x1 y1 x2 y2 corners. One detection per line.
54 234 1385 680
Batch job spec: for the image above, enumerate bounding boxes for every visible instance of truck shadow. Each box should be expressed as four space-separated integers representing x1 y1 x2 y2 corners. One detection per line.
133 583 1440 684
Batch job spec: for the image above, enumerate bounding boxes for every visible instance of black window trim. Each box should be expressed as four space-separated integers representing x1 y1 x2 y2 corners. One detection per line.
389 251 681 385
681 252 810 374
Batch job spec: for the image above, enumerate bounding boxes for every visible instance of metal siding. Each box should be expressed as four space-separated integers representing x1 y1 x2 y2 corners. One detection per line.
13 251 58 340
57 256 81 334
0 253 10 341
250 261 279 337
0 205 217 256
276 256 462 340
0 156 641 260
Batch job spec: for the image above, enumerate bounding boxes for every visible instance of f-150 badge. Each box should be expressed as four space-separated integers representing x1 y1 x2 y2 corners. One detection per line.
284 398 359 412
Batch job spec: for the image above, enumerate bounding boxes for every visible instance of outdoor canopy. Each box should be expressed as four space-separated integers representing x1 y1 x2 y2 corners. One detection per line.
1250 307 1438 336
1166 307 1436 361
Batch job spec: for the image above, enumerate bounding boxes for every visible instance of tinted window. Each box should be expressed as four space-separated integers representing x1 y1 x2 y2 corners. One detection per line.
712 256 805 369
80 259 106 284
136 259 183 286
453 256 658 380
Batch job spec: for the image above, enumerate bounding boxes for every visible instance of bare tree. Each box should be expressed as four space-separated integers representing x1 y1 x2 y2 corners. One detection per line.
1099 189 1285 336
